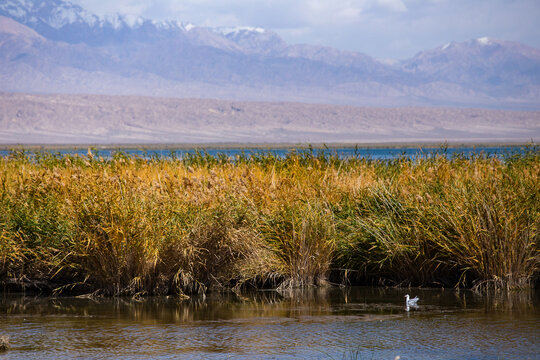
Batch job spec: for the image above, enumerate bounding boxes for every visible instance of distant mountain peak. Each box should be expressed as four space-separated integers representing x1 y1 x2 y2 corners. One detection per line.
0 0 97 28
436 37 498 53
0 0 313 58
417 37 540 57
0 0 189 44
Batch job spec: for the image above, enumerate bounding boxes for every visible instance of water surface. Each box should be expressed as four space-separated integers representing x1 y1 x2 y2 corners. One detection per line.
0 145 531 160
1 287 538 359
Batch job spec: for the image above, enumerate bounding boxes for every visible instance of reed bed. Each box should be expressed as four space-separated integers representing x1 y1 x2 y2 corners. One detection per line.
0 148 538 295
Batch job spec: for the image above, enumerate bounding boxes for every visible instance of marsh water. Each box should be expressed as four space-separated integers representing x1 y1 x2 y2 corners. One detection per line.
0 287 538 359
0 145 531 161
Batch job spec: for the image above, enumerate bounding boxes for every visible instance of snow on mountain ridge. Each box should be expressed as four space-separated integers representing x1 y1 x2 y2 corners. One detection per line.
153 19 185 30
1 2 26 18
49 3 97 28
1 0 288 52
218 26 266 36
0 0 98 28
0 0 185 31
477 37 491 45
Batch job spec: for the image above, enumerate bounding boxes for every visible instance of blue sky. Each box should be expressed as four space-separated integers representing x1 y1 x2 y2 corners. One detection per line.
71 0 540 60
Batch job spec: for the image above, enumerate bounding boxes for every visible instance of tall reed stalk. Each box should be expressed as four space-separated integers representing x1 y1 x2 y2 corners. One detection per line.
0 147 537 295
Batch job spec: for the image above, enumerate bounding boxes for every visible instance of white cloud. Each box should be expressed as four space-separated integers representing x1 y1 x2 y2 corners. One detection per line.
375 0 407 12
300 1 364 24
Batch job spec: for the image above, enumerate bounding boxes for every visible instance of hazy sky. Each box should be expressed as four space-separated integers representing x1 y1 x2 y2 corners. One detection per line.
71 0 540 60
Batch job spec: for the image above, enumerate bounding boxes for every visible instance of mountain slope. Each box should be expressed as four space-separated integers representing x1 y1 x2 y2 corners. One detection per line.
0 0 188 45
0 13 404 103
0 0 539 109
0 0 405 74
0 13 43 39
403 38 540 97
1 92 538 144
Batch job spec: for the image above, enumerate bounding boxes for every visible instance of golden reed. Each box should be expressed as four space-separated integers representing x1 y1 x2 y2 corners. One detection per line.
0 148 538 295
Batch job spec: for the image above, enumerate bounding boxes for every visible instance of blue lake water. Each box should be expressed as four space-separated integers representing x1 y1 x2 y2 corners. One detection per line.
0 145 534 160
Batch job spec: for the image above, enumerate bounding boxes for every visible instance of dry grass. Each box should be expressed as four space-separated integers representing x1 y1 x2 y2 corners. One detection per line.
0 148 538 295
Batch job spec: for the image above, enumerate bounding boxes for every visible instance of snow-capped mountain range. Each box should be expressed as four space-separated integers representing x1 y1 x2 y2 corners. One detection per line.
1 0 540 109
0 0 189 44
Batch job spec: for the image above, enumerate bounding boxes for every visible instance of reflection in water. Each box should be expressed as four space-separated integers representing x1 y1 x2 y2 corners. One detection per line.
0 287 538 359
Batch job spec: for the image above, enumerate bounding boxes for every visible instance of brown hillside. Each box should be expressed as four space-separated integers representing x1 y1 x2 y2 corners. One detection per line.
0 92 538 144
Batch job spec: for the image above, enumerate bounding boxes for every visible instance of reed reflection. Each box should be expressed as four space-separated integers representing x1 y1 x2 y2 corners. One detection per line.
0 287 539 359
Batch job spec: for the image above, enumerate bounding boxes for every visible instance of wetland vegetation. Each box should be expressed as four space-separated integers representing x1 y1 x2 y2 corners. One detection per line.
0 147 538 296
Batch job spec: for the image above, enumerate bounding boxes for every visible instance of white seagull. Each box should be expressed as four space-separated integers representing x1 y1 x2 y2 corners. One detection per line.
404 294 419 306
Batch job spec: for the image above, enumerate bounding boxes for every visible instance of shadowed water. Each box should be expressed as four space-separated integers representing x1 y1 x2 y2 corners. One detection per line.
0 287 538 359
